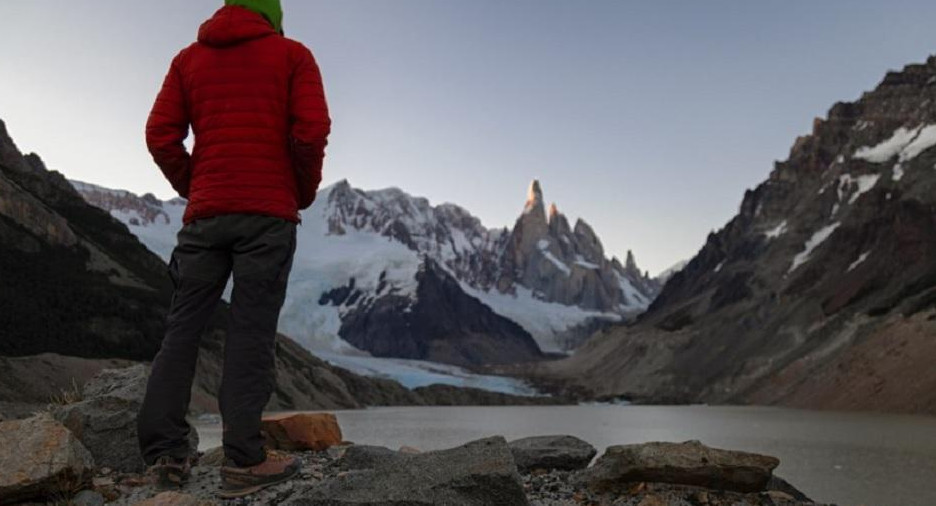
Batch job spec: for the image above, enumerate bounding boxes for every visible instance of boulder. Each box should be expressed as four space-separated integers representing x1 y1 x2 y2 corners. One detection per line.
0 413 94 504
285 436 529 506
337 444 402 471
766 475 814 502
53 365 198 473
581 440 779 494
508 435 597 471
261 412 342 451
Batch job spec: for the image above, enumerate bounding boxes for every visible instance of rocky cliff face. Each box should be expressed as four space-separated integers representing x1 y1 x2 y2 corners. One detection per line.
500 180 658 317
0 120 170 359
72 176 659 359
333 258 544 367
535 56 936 415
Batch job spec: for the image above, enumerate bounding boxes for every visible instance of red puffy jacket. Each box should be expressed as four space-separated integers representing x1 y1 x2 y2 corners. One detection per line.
145 5 331 225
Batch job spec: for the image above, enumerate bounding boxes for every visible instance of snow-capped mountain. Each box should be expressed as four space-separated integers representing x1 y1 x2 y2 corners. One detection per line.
0 119 541 401
72 178 660 363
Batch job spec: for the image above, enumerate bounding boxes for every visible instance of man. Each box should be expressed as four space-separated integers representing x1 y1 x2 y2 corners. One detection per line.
137 0 330 498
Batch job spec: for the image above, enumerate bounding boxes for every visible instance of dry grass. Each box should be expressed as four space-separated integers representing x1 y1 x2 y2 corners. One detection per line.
48 378 84 406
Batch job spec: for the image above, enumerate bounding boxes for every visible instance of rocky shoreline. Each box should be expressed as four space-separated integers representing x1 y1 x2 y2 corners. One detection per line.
0 367 832 506
86 437 822 506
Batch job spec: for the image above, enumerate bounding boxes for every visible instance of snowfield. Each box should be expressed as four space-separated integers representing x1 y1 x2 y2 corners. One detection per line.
315 351 541 395
70 179 641 393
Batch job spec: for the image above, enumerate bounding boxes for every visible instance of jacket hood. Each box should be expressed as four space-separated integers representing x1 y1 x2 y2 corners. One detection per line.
197 5 277 47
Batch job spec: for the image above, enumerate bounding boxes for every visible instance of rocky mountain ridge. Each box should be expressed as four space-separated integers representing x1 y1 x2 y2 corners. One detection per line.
0 117 562 415
529 55 936 415
72 175 660 359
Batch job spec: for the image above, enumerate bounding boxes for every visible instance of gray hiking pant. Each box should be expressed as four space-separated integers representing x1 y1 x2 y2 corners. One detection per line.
137 213 296 467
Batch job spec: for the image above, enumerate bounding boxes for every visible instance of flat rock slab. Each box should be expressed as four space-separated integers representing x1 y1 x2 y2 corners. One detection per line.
508 434 597 471
285 436 529 506
262 413 342 451
582 439 780 494
0 413 94 504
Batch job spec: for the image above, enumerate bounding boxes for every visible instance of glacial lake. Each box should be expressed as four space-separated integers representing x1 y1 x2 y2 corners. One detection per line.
195 404 936 506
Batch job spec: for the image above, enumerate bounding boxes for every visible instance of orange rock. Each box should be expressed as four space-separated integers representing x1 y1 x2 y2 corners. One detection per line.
261 413 342 451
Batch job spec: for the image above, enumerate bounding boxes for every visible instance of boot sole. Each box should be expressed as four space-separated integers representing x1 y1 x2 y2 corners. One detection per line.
215 465 299 499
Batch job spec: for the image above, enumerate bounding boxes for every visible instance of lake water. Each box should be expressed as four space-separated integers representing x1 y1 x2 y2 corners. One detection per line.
195 404 936 506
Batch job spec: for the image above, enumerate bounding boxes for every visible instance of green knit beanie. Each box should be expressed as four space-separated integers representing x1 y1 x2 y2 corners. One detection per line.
225 0 283 34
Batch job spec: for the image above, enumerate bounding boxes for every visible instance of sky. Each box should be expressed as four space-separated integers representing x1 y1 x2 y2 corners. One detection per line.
3 1 936 275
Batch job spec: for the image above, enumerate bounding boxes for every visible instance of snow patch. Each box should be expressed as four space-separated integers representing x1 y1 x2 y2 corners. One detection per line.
847 251 871 272
902 125 936 160
893 163 905 181
788 223 841 273
837 174 881 205
853 124 936 163
574 255 600 270
541 249 571 276
615 271 650 309
765 220 788 239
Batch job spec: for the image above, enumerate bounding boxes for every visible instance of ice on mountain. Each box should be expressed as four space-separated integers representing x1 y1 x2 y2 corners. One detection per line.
458 283 620 354
574 255 600 270
788 222 841 273
853 124 936 163
541 249 571 276
764 220 788 239
314 351 542 396
893 163 904 181
837 174 881 205
615 270 649 308
847 251 871 272
901 124 936 160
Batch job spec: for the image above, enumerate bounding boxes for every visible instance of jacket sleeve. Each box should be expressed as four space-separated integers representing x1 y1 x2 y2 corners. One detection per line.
145 53 191 199
288 44 332 209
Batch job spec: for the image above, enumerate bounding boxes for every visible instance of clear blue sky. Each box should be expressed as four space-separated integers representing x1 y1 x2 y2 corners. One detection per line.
2 1 936 274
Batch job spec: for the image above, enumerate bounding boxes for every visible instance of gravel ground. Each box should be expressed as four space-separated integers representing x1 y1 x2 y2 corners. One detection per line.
91 446 824 506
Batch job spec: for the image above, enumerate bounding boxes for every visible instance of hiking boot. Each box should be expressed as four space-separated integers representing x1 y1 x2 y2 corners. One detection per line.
217 449 301 498
149 455 193 491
